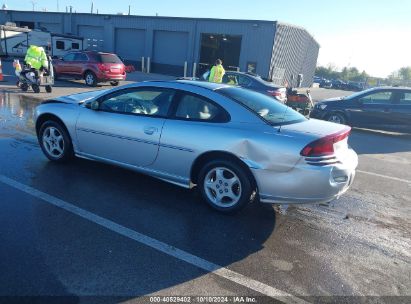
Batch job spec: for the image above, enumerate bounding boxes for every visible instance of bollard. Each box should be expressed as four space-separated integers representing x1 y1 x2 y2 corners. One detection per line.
184 61 187 78
147 57 151 74
141 57 145 73
192 62 197 78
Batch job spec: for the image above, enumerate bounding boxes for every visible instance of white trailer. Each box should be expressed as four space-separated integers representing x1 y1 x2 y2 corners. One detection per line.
0 24 85 58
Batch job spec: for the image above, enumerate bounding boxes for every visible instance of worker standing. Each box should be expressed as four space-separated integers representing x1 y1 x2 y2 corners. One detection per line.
24 45 49 78
208 59 225 83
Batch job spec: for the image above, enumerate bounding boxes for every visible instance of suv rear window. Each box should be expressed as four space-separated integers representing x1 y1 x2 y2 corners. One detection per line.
218 87 306 126
97 54 123 64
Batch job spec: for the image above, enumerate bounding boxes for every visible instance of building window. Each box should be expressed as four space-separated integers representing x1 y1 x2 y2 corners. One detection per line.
56 41 65 50
72 42 80 49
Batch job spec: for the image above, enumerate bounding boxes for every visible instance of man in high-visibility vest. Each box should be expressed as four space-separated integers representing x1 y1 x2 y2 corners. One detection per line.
208 59 225 83
25 45 49 71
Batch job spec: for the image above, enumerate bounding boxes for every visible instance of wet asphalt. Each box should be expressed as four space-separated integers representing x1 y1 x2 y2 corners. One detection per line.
0 90 410 303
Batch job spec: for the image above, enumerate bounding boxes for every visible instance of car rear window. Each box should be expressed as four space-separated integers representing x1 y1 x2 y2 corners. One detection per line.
218 87 306 126
98 54 123 64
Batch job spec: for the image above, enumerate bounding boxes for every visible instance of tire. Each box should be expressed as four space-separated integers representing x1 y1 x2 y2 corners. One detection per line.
84 71 97 87
198 160 254 213
21 82 28 92
32 84 40 93
327 112 347 125
110 81 119 86
38 120 74 162
45 85 52 93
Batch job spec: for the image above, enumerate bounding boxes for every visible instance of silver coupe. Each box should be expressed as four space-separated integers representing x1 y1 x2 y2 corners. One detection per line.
35 81 358 213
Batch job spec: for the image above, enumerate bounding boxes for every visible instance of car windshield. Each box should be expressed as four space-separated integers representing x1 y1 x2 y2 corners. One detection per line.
98 54 123 64
218 87 306 126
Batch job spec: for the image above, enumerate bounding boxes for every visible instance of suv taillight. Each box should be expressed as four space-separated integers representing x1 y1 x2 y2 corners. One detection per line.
300 127 351 157
98 63 108 71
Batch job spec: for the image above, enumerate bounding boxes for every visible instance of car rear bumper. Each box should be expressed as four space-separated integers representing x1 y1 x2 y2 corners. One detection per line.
253 149 358 205
96 72 126 82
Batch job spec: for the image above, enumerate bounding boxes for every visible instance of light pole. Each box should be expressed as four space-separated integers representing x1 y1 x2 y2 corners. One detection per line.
30 0 37 11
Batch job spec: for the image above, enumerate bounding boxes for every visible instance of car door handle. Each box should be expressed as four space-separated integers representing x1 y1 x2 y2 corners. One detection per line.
144 127 158 135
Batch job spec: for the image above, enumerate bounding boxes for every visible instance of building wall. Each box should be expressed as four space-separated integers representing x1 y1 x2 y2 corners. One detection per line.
269 23 319 87
0 10 318 83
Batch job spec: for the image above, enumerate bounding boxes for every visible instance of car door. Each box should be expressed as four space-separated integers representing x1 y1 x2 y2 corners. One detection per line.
58 52 76 75
390 91 411 131
154 91 230 178
350 90 394 128
75 87 176 167
72 53 88 76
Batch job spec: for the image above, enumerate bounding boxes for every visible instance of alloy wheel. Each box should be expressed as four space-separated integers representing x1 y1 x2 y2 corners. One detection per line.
203 167 242 208
42 126 65 158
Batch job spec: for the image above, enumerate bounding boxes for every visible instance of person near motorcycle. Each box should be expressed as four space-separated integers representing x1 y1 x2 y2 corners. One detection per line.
22 45 49 82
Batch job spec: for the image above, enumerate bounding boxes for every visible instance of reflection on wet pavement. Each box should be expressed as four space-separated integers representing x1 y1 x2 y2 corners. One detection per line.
0 93 37 137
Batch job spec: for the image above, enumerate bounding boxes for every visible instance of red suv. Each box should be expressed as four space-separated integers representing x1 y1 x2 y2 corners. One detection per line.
53 51 126 87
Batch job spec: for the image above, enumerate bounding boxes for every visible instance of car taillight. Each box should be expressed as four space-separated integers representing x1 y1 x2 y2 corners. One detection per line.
98 63 108 71
300 127 351 157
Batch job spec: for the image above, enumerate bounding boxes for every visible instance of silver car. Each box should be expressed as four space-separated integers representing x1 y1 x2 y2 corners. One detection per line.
35 81 358 213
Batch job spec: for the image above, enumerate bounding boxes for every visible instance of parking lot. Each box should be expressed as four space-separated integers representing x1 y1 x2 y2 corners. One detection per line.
0 68 410 303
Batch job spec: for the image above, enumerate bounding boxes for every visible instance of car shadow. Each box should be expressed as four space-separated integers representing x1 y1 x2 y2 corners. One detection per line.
24 156 277 301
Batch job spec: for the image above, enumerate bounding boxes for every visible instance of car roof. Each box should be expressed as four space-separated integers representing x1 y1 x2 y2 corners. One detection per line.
175 80 231 90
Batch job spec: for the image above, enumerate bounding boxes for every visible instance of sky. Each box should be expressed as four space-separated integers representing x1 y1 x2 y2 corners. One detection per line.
6 0 411 77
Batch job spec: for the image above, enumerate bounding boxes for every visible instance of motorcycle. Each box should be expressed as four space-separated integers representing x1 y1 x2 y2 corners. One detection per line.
14 58 54 94
286 88 314 116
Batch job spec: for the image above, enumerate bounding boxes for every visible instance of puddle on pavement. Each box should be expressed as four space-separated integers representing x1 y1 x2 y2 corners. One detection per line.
0 92 37 137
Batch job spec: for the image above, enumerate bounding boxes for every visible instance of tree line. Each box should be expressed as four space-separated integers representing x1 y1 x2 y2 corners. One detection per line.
316 65 411 85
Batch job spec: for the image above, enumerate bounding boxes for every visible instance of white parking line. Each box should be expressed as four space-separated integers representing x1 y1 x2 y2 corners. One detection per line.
0 174 307 304
357 170 411 184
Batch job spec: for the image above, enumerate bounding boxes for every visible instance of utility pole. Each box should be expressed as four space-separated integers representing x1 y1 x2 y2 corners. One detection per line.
91 1 93 14
30 0 37 11
128 5 130 15
57 0 59 12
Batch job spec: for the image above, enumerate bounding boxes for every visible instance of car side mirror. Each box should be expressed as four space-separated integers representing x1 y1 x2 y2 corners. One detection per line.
86 100 100 110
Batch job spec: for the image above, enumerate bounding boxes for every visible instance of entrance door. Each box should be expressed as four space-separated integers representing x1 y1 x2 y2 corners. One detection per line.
199 34 242 76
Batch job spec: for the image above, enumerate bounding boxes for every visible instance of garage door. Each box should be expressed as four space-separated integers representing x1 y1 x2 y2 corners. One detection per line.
115 28 145 60
78 25 104 51
152 30 188 75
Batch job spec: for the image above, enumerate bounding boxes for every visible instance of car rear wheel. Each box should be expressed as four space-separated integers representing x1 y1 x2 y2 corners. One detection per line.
110 81 119 86
327 112 346 125
198 160 254 213
39 121 73 162
85 71 97 87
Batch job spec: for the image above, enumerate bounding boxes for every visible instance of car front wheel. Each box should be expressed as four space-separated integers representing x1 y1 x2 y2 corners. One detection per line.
198 160 254 213
39 121 73 162
327 112 347 125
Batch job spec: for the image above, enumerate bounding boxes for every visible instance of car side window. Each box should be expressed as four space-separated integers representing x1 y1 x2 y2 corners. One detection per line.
399 92 411 104
99 89 175 116
63 53 75 61
359 91 392 104
74 53 88 61
238 75 252 87
223 74 239 85
175 94 226 122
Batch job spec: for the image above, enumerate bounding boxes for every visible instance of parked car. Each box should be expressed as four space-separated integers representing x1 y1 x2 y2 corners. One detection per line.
330 79 347 90
53 51 126 87
344 81 364 92
35 81 358 213
221 71 287 103
310 87 411 132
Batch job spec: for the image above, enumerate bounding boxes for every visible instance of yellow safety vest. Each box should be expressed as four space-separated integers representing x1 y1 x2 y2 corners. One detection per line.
25 45 48 70
209 64 225 83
